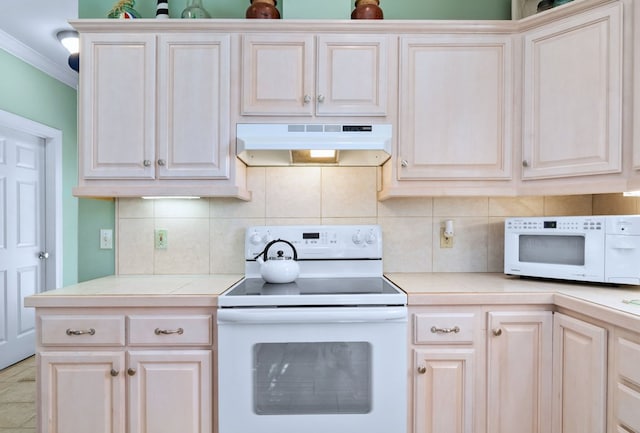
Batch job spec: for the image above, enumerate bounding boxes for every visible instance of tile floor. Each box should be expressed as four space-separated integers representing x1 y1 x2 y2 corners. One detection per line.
0 357 36 433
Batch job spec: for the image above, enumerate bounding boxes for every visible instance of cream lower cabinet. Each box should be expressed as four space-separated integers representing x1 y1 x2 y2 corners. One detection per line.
521 2 623 181
240 33 391 117
36 310 213 433
410 308 483 433
612 328 640 433
486 311 553 433
551 312 607 433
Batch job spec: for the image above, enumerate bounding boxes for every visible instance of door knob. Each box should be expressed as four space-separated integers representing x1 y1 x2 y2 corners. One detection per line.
38 252 49 260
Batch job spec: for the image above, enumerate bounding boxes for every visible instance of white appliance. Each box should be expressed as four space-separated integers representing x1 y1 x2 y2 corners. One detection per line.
236 123 392 166
217 225 407 433
504 215 640 285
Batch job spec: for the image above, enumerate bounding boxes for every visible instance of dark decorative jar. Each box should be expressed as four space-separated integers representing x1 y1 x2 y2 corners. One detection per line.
246 0 280 19
351 0 383 20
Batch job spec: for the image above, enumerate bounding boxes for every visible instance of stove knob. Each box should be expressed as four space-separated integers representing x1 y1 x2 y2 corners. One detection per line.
352 231 363 245
365 231 377 245
249 232 264 245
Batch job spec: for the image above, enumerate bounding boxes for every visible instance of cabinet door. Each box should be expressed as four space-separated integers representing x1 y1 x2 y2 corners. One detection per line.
552 313 606 433
39 351 125 433
398 35 513 180
522 3 622 179
157 34 230 179
79 33 156 179
127 350 212 433
613 329 640 433
316 35 388 116
241 34 314 116
487 311 552 433
413 348 475 433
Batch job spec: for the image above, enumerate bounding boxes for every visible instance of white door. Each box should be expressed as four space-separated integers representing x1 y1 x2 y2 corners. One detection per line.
0 124 46 369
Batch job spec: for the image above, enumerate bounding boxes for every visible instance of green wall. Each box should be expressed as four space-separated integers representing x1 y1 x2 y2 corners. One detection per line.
0 49 80 286
80 0 512 20
78 198 116 282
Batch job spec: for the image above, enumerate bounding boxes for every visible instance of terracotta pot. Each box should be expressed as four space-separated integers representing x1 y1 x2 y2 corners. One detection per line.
351 0 383 19
246 0 280 19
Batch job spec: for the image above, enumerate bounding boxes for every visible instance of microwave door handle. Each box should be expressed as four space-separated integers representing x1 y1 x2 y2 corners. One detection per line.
611 242 636 250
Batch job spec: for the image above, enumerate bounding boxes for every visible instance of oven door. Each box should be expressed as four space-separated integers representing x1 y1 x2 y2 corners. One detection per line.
504 229 605 282
217 306 407 433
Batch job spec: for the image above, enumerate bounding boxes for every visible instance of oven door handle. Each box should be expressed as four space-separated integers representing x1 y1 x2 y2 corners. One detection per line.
217 307 407 324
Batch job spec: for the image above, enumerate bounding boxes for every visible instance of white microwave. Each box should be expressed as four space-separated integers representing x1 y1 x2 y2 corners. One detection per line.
504 215 640 285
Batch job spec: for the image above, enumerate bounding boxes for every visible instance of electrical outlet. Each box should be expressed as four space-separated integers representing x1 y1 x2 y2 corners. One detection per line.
100 229 113 249
440 228 453 248
155 229 168 249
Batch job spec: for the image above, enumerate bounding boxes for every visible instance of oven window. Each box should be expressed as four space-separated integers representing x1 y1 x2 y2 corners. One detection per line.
253 342 372 415
519 235 585 265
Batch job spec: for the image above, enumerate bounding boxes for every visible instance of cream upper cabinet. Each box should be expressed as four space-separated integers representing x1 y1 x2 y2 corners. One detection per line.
73 24 248 199
396 34 513 180
241 33 389 117
521 2 623 180
551 313 607 433
486 311 553 433
79 32 156 180
156 34 230 179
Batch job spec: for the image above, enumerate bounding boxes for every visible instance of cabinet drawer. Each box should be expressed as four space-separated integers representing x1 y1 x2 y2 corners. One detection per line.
617 383 640 432
617 336 640 386
414 312 477 344
40 315 125 346
128 315 212 346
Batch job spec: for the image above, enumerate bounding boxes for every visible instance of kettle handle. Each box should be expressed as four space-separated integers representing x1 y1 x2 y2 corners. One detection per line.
258 239 298 261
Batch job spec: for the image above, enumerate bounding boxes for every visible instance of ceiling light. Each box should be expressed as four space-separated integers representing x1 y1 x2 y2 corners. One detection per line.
56 30 79 54
291 150 339 164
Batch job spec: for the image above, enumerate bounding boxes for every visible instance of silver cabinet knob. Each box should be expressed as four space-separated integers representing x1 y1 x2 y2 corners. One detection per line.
303 94 312 104
522 160 529 167
127 368 136 376
401 160 409 167
493 328 503 336
110 369 119 377
157 159 166 166
317 94 325 103
38 252 49 260
417 365 427 374
143 160 152 167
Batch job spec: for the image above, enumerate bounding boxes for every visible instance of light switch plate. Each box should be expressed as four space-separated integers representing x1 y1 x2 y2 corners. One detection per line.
155 229 168 249
100 229 113 249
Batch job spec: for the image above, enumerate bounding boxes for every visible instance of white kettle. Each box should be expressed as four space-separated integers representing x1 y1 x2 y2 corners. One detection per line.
255 239 300 284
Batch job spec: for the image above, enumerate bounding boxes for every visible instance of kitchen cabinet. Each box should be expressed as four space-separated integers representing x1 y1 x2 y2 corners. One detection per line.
486 311 553 433
379 33 515 199
633 0 640 172
72 24 248 199
409 308 483 433
612 328 640 433
36 310 213 433
551 313 607 433
521 2 623 180
240 33 390 117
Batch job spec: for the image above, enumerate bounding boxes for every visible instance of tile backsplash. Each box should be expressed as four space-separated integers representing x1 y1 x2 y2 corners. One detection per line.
115 167 640 275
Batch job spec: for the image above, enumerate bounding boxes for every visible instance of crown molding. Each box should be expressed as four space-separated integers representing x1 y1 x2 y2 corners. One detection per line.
0 29 77 89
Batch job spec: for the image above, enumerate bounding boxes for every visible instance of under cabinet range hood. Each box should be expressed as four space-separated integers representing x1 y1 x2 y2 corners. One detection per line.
236 123 392 166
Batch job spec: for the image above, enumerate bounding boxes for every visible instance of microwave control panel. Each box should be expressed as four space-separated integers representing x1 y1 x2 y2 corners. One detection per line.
505 217 604 231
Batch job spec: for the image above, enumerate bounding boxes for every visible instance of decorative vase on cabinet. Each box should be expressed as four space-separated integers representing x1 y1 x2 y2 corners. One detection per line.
246 0 280 19
181 0 211 18
351 0 383 19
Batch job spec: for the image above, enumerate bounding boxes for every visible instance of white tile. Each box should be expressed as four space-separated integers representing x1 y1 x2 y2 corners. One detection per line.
154 198 209 218
211 167 266 218
433 197 489 217
153 219 210 274
379 217 432 273
117 219 154 274
117 198 153 218
432 217 488 272
377 197 433 217
544 195 592 216
321 167 377 218
489 196 544 217
265 167 322 218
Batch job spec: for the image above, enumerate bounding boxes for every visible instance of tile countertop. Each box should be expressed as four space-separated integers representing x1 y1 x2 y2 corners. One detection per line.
385 273 640 332
24 274 244 308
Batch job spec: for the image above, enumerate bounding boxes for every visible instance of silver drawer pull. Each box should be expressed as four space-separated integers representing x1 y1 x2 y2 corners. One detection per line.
430 326 460 334
154 327 184 335
66 328 96 336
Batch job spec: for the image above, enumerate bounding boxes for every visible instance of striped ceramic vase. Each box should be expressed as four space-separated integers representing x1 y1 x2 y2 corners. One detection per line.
156 0 169 18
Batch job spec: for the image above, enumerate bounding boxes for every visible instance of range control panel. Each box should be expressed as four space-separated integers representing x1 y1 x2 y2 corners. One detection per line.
245 225 383 260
